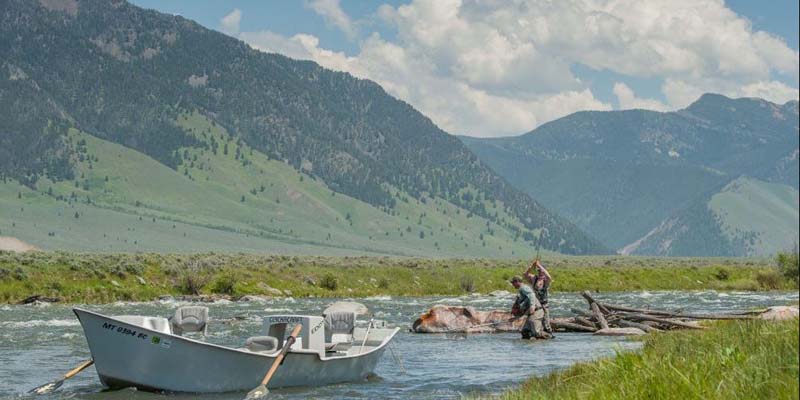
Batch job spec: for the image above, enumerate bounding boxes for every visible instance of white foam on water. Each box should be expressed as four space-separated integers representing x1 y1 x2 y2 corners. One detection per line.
365 295 392 301
263 308 292 312
1 319 80 328
436 298 462 304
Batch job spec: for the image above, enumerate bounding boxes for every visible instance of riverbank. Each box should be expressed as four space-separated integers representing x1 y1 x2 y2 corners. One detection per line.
0 251 794 303
493 318 799 399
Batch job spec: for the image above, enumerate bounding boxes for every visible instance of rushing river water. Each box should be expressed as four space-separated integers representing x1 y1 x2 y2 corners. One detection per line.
1 290 797 399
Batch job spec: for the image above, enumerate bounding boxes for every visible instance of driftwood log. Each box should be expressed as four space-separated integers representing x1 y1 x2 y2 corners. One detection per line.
590 302 610 330
552 320 597 333
622 313 706 330
617 319 662 333
581 291 611 314
410 293 784 335
601 303 754 320
574 316 598 329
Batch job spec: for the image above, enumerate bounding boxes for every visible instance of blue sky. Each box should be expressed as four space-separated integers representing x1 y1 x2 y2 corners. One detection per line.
131 0 799 137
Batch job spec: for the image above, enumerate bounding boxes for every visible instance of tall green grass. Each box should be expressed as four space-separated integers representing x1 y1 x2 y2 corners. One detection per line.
0 252 794 303
496 319 799 400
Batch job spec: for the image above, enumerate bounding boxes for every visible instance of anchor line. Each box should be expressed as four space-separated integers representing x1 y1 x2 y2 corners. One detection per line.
388 341 406 375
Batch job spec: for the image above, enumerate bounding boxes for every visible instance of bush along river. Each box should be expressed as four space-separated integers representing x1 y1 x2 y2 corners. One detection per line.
1 290 797 399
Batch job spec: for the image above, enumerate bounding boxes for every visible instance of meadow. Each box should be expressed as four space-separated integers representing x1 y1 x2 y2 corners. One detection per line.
0 251 794 304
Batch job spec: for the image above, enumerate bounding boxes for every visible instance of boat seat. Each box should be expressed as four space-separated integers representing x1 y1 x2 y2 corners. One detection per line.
324 311 355 346
115 316 171 334
171 306 209 336
245 336 279 353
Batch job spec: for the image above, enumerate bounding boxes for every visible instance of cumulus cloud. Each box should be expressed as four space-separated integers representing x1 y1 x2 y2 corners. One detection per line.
304 0 356 38
226 0 799 137
220 8 241 35
613 83 669 111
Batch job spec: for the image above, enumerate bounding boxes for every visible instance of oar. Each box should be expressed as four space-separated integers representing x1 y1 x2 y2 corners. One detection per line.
359 317 374 353
29 359 94 395
245 324 303 400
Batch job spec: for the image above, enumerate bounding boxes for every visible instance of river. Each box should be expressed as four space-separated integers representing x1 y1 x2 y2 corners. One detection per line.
1 290 797 399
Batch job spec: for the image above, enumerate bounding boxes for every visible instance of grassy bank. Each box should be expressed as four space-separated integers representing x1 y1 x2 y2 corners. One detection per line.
495 319 799 400
1 251 795 304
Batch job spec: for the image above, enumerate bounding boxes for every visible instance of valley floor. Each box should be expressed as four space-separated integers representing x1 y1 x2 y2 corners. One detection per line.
0 252 794 304
490 318 799 400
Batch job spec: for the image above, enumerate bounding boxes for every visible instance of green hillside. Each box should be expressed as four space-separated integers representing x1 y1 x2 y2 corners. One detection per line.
0 0 607 255
1 114 545 257
623 177 799 257
462 94 799 256
710 178 799 255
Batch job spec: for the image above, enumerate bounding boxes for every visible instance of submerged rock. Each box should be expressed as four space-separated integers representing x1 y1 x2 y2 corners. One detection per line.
258 282 284 296
237 295 271 303
760 306 799 321
412 305 524 333
323 301 369 316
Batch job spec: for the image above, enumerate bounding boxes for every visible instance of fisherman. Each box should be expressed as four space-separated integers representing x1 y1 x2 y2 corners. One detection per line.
524 259 553 334
510 276 551 340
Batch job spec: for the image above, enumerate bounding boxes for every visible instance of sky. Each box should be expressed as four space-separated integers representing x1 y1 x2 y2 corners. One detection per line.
130 0 800 138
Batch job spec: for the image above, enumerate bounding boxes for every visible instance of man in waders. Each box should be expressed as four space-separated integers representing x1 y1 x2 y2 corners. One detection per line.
510 276 551 340
524 259 553 334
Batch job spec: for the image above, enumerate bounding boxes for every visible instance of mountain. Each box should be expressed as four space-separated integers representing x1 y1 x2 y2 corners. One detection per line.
462 94 799 256
621 177 799 257
0 0 607 256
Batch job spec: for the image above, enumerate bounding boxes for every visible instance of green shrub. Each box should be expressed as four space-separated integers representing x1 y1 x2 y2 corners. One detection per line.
714 267 731 281
123 262 144 276
378 277 390 289
460 276 476 293
320 273 338 291
777 244 799 286
12 267 28 281
178 274 207 295
211 274 236 295
755 269 782 290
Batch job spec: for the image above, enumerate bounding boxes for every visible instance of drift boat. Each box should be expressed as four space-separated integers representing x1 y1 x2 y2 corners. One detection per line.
72 306 400 393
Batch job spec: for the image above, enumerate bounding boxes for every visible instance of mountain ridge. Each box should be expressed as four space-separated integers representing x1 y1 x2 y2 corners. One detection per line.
462 93 799 256
0 0 608 255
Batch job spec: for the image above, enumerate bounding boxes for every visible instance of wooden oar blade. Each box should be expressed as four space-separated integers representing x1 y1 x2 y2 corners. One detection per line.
244 384 269 400
29 379 63 395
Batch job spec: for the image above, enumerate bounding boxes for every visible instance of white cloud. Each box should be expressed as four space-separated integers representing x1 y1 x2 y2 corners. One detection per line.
663 78 799 107
228 0 799 137
304 0 356 39
220 8 241 35
613 83 669 111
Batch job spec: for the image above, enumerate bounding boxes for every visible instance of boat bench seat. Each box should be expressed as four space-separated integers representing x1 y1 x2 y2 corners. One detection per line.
115 315 171 334
245 336 279 353
171 306 209 336
324 311 356 351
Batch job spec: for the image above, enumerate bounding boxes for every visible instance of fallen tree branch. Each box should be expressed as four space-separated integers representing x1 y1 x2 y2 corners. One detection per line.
552 320 597 333
581 291 611 314
601 303 755 320
617 319 662 333
623 313 706 330
591 302 610 330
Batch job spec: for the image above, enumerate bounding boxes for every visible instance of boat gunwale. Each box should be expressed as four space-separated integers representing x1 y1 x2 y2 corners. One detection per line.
73 307 400 362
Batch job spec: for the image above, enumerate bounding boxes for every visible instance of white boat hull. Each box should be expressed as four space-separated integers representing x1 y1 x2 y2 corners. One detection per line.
73 308 399 393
